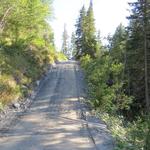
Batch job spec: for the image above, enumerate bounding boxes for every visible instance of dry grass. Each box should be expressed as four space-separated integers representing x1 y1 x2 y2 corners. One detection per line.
0 75 20 107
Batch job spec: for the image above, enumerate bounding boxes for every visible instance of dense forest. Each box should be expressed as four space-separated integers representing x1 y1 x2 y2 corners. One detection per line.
67 0 150 149
0 0 66 108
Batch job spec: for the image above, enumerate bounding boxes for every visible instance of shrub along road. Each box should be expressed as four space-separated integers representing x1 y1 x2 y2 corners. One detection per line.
0 61 114 150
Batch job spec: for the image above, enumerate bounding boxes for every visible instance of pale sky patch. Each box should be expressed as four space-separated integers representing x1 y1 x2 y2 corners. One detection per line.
51 0 134 50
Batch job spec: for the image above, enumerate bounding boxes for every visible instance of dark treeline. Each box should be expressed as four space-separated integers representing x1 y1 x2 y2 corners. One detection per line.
72 0 150 149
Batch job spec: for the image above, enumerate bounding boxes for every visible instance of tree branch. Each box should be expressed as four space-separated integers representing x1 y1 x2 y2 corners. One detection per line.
0 6 14 33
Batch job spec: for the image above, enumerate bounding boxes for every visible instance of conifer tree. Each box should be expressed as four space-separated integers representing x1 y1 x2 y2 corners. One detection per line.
75 6 86 59
110 24 127 63
70 32 77 58
126 0 150 112
96 30 102 46
84 0 97 58
61 24 69 57
75 0 98 59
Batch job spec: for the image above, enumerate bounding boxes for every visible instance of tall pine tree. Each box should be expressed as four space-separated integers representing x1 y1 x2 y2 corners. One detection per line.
84 0 97 58
126 0 150 113
75 0 98 59
70 32 77 58
61 24 69 57
110 24 127 63
75 6 86 59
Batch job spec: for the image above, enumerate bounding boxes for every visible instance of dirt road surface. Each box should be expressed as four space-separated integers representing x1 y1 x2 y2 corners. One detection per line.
0 61 114 150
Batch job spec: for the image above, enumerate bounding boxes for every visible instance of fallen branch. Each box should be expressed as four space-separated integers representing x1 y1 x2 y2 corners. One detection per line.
0 6 14 33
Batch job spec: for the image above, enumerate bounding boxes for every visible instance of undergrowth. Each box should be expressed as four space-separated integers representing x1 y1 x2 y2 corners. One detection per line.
0 44 66 110
80 54 150 150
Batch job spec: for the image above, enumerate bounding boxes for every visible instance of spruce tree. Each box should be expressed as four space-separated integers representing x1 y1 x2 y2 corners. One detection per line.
75 6 86 59
61 24 69 57
96 30 103 57
75 0 98 59
126 0 150 113
70 32 77 58
84 0 97 58
110 24 127 63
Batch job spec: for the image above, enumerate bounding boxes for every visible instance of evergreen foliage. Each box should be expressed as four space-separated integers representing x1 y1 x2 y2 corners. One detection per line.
79 0 150 149
125 0 150 113
75 6 86 59
0 0 150 149
75 1 98 59
110 24 127 63
70 32 77 58
61 24 69 57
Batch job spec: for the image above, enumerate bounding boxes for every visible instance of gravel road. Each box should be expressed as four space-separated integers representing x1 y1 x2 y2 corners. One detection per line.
0 61 114 150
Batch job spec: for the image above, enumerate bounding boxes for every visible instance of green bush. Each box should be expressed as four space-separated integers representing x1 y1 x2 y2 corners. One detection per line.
80 54 150 149
81 55 132 114
80 54 92 70
99 113 150 150
55 52 68 61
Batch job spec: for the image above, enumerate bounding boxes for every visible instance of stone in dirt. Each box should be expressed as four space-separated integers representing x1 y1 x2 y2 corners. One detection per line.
12 103 20 109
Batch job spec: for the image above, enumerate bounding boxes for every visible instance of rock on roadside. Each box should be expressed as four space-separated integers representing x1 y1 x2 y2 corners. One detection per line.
0 92 36 131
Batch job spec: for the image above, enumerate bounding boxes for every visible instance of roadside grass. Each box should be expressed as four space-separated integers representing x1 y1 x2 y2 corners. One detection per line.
0 75 21 109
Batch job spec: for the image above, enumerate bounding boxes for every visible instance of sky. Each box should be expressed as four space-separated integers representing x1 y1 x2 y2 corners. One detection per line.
51 0 133 50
